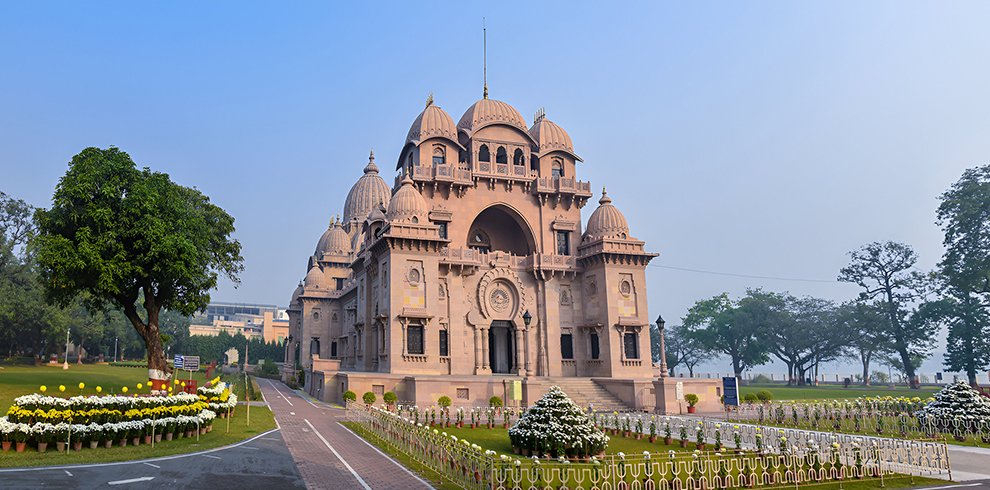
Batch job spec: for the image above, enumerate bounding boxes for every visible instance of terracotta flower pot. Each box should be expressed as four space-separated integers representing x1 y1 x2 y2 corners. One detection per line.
696 443 705 450
89 440 99 449
119 439 127 447
73 441 83 451
165 433 174 441
104 440 113 449
185 431 193 438
154 434 162 443
143 435 152 445
1 441 10 452
687 406 697 414
680 440 687 448
39 442 49 453
132 437 140 446
200 428 207 435
636 434 642 440
649 436 657 443
664 437 672 445
15 442 26 452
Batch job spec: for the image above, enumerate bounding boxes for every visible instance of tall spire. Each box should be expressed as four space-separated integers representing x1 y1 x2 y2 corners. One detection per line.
483 17 488 99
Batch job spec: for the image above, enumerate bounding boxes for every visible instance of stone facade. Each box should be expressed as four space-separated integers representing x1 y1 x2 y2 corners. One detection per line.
285 94 658 409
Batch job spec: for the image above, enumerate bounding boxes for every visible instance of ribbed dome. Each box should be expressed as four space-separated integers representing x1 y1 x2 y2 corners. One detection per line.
458 98 529 135
343 151 392 223
304 264 325 289
315 219 351 256
530 117 581 161
290 281 303 304
407 103 457 145
386 174 428 223
585 188 630 240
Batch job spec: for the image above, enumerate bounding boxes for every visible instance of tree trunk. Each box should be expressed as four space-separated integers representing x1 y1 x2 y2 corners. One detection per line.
861 350 871 386
785 362 794 386
122 298 172 389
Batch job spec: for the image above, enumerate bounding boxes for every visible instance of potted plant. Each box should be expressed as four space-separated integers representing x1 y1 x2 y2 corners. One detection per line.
648 418 657 443
486 408 494 429
470 409 477 429
343 390 357 405
383 392 398 411
489 396 504 415
663 421 672 445
685 394 699 414
695 423 706 450
143 420 154 445
38 425 54 453
437 396 451 426
73 424 86 451
362 392 376 408
503 408 511 429
12 423 28 452
132 422 143 446
456 407 464 428
635 418 643 440
679 425 688 448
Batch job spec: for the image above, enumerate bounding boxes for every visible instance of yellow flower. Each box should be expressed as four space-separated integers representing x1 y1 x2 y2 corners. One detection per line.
175 379 180 385
96 386 102 393
78 382 85 390
181 382 186 388
40 385 47 393
122 386 129 393
137 383 143 390
59 385 66 392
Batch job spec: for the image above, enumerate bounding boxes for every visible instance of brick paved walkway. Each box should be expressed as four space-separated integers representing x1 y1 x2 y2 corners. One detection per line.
258 379 434 490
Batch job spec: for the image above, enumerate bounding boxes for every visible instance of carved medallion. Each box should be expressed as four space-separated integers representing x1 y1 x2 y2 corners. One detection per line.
490 287 510 312
620 280 632 296
408 268 421 284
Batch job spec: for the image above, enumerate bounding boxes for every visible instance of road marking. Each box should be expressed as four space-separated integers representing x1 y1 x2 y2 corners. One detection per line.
143 462 161 469
337 421 434 489
917 484 981 490
0 428 280 473
304 418 371 490
242 446 259 450
267 380 294 407
108 476 155 485
204 455 222 460
64 470 72 476
290 412 295 415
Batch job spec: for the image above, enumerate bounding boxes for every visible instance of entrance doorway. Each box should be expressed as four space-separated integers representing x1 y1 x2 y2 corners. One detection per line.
489 321 514 374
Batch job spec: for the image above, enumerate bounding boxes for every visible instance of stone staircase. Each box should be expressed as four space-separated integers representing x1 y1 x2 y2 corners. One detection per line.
543 378 631 412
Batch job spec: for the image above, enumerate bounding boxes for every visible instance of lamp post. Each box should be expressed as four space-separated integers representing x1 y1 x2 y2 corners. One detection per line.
522 310 532 328
63 329 70 370
114 337 118 363
656 314 669 377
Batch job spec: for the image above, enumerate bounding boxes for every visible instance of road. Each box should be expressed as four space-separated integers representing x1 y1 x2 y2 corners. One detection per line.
0 428 304 489
258 378 435 490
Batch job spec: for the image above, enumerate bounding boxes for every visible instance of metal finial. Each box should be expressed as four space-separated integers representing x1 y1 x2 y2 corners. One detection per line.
369 149 375 162
426 93 434 107
483 17 488 99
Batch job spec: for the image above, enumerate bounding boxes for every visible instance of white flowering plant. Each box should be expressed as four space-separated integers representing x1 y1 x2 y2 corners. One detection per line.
507 386 608 458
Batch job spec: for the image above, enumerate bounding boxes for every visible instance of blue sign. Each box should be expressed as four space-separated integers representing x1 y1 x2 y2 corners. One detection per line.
722 376 740 406
174 354 184 370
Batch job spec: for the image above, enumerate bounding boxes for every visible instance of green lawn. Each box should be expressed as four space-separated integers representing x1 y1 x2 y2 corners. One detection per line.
739 384 940 401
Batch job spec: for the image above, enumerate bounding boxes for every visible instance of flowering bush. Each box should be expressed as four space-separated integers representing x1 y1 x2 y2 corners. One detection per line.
507 386 608 458
915 381 990 435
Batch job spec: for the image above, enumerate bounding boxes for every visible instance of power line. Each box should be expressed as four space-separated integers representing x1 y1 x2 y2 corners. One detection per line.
648 263 841 284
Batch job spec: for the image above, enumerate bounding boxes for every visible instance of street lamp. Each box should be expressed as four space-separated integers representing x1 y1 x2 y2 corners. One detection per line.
114 337 118 363
656 314 669 377
522 310 532 327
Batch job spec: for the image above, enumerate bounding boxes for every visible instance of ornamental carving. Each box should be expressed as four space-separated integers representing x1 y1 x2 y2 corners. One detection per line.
477 267 526 321
619 280 632 296
408 268 421 284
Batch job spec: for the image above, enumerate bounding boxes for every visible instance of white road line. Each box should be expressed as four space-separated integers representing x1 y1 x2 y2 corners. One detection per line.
267 380 294 407
304 418 371 490
63 470 72 476
143 462 161 469
108 476 155 485
242 446 259 450
917 484 981 490
337 422 434 489
0 428 280 473
204 455 222 460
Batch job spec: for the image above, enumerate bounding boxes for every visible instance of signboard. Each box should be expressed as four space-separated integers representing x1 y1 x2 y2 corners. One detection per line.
512 380 522 401
183 356 200 372
936 372 943 382
722 376 740 406
174 354 184 370
675 381 684 401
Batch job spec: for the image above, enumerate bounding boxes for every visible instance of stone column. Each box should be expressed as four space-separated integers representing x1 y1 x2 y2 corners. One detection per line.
524 324 533 376
482 327 490 371
658 322 669 377
473 328 482 374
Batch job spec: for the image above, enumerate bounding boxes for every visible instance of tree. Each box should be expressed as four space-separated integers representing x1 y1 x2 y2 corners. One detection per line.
34 147 243 383
652 323 707 377
684 291 771 378
837 301 891 386
936 164 990 386
838 241 932 388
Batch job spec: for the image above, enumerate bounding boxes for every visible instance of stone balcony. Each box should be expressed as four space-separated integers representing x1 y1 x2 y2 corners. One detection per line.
439 247 579 275
533 176 592 198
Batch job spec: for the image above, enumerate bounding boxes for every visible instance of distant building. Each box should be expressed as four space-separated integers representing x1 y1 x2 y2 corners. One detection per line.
190 302 289 343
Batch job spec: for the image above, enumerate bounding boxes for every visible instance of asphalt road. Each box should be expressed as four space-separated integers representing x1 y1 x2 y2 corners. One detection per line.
0 428 304 489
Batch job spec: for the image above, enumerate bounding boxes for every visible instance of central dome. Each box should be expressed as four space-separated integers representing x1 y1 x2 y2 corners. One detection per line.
315 219 352 257
343 151 392 223
457 98 529 136
406 103 457 145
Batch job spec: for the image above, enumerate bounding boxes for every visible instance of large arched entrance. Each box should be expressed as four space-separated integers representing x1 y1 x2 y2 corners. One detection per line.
466 205 536 256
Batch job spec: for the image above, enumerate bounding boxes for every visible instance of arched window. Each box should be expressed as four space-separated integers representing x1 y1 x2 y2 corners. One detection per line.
496 146 508 164
552 158 564 179
530 154 539 172
468 229 491 254
478 144 490 162
432 145 445 165
513 149 524 166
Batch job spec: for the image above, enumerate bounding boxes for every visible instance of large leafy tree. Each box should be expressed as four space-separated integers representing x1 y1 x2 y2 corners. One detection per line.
838 241 932 388
936 164 990 385
684 291 772 378
652 323 707 377
837 301 891 386
34 147 243 381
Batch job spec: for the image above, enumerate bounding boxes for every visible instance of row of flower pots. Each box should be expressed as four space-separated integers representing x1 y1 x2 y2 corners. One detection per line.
1 425 214 453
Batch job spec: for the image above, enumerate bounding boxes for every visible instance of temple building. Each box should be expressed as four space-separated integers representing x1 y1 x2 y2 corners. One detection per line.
284 92 662 410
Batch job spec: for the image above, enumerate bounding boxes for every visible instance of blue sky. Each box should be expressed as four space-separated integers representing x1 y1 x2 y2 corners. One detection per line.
3 2 989 376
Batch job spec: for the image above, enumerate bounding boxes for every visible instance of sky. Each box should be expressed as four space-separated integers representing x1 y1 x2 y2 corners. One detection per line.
3 2 989 377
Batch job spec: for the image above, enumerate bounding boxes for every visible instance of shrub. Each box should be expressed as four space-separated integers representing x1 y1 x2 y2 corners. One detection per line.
489 396 503 408
256 360 280 379
684 393 699 407
751 374 773 384
362 392 376 405
437 395 452 408
508 386 608 457
383 392 397 405
756 390 773 402
743 393 759 404
343 390 357 403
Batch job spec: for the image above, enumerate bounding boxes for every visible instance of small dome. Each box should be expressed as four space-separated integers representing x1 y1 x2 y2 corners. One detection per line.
585 188 630 240
343 151 392 223
304 264 325 289
530 116 581 161
315 219 351 257
386 174 428 223
407 103 458 145
457 98 530 136
290 281 303 303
